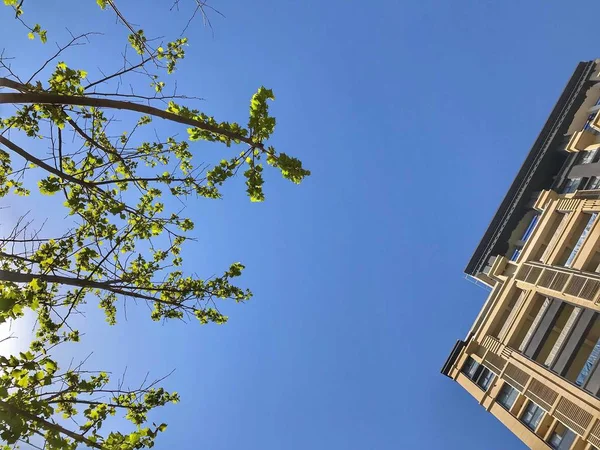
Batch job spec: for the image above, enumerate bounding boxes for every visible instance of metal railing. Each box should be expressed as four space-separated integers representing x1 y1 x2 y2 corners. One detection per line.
516 262 600 304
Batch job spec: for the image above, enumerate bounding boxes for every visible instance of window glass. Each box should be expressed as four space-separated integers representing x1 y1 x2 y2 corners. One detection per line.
565 212 598 267
548 433 561 448
548 423 576 450
587 176 600 190
577 337 600 386
521 215 539 242
461 358 496 391
510 248 522 262
476 368 494 391
579 149 598 164
496 383 518 410
462 357 480 379
521 401 544 430
562 177 582 194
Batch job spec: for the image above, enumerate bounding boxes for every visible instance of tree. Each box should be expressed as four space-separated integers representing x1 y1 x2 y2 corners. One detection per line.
0 1 310 448
0 338 180 449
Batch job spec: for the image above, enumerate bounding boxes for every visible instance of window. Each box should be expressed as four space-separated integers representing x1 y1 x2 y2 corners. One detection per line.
461 357 495 392
476 367 495 391
462 357 480 379
521 215 539 242
548 422 577 450
510 248 522 262
578 149 598 164
576 337 600 386
587 176 600 191
565 212 598 267
520 401 544 430
562 177 582 194
496 383 518 410
583 114 597 131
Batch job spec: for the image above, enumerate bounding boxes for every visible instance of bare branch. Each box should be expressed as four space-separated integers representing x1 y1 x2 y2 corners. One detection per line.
26 32 101 85
85 56 152 91
0 135 97 190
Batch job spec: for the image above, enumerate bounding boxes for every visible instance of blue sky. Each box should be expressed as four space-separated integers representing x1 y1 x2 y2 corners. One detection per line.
3 0 600 449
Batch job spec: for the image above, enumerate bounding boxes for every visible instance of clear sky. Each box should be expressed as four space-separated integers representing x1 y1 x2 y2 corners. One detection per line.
3 1 600 449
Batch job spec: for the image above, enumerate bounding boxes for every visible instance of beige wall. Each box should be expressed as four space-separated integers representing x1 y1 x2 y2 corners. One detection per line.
448 189 600 450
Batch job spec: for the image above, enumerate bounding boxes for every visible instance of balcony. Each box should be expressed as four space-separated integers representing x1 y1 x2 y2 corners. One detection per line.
515 262 600 305
551 194 600 213
566 129 600 153
591 108 600 133
565 94 600 152
533 190 558 212
476 335 600 446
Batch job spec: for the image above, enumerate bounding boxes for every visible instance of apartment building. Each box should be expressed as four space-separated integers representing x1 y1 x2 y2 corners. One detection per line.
442 60 600 450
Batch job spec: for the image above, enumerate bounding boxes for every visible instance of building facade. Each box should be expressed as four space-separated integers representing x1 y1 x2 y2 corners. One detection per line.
442 60 600 450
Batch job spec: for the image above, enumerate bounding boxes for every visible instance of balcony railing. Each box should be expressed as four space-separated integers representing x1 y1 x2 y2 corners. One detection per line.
515 262 600 304
476 335 600 445
482 335 503 354
557 196 581 210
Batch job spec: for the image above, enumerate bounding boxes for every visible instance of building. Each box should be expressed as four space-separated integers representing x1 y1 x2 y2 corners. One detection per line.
441 59 600 450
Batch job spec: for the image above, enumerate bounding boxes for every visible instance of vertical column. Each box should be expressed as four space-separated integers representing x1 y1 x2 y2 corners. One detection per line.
545 205 584 266
565 213 598 268
544 307 581 367
519 194 559 263
551 308 596 376
519 297 551 352
502 290 537 348
475 279 514 342
523 299 564 360
572 209 600 270
540 213 571 263
498 293 525 342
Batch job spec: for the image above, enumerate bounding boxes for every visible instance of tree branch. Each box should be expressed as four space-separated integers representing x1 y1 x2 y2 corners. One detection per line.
84 56 152 91
0 399 102 449
26 32 101 85
0 135 95 190
66 117 125 164
0 268 194 307
0 78 261 149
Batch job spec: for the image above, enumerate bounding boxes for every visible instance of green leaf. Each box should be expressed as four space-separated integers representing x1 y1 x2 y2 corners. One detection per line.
38 176 61 195
44 360 57 373
0 290 17 313
17 375 29 388
29 278 43 291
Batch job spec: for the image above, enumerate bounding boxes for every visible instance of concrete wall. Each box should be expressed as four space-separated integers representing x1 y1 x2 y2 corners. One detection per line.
446 188 600 449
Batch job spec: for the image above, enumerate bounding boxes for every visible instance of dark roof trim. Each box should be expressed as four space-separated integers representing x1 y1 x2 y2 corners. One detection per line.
441 339 466 378
465 61 597 276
